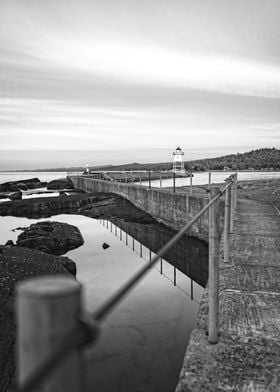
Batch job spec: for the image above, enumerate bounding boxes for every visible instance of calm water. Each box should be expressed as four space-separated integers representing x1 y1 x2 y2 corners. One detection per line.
140 170 280 188
0 171 67 184
0 214 207 392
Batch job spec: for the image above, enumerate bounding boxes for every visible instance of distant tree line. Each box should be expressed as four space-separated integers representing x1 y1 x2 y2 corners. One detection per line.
184 148 280 171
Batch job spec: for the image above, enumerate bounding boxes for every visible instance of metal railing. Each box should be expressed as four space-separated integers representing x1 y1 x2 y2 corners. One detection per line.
15 174 238 392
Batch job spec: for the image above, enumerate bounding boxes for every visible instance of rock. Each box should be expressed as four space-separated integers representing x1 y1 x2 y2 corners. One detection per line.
60 256 77 276
0 178 45 192
102 243 110 249
16 221 84 256
0 245 76 391
9 191 22 200
5 240 14 246
47 178 74 190
0 192 157 224
14 182 28 191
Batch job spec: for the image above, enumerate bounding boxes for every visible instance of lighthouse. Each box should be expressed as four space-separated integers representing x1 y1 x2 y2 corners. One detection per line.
173 146 185 173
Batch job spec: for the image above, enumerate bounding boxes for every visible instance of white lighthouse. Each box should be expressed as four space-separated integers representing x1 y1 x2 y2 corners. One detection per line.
173 146 185 173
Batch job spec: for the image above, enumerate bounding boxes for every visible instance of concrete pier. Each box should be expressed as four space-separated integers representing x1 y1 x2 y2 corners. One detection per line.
69 176 211 241
176 198 280 391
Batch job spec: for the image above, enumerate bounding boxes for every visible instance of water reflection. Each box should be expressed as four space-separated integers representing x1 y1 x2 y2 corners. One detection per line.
98 219 208 304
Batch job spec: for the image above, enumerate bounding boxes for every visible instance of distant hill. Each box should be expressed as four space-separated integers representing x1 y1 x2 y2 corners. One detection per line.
185 148 280 171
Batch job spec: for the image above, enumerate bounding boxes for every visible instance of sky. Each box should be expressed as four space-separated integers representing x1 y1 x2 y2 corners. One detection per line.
0 0 280 169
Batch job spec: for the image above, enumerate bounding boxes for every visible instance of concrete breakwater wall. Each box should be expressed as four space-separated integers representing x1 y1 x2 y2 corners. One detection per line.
69 176 210 242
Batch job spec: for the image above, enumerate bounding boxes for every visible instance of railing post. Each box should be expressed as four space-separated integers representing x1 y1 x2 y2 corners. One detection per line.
148 172 151 189
173 172 176 193
208 188 220 344
230 182 235 233
224 186 231 263
190 170 193 196
208 171 211 201
16 276 84 391
234 173 238 209
140 172 142 187
160 173 162 188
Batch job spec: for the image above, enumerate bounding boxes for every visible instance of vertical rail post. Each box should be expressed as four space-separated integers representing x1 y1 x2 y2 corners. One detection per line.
140 243 143 258
191 279 193 300
173 267 177 286
173 172 176 193
224 186 231 263
149 249 152 262
132 238 135 251
208 188 220 344
208 171 211 200
160 258 163 274
149 172 151 189
16 276 84 392
230 182 235 233
140 172 142 187
190 169 193 196
126 233 128 245
234 173 238 209
160 173 162 188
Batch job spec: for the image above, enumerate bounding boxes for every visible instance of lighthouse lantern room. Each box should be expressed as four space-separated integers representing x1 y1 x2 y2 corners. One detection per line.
173 146 185 172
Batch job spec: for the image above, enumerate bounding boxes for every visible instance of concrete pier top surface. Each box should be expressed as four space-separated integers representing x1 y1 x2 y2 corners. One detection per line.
176 198 280 392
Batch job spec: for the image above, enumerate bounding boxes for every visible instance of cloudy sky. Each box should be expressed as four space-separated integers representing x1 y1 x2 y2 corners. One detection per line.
0 0 280 169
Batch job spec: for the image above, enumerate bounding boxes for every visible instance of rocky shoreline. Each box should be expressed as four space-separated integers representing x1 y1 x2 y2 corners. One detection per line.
0 192 157 223
0 178 159 391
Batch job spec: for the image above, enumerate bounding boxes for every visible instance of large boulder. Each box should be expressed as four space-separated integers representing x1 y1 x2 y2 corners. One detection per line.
47 178 74 190
16 221 84 256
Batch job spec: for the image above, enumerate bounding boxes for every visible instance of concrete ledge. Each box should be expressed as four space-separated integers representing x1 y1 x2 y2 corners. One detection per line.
176 328 280 392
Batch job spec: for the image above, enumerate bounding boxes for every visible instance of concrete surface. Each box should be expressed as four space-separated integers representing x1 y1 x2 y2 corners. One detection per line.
176 198 280 392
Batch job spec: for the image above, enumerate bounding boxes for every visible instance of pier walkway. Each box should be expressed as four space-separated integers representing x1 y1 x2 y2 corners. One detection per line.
176 197 280 392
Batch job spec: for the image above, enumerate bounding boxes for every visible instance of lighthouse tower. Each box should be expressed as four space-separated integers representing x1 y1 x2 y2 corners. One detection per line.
173 146 185 173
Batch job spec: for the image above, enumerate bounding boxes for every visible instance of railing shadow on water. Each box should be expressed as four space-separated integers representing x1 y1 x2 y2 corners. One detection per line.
98 218 206 304
15 174 238 392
